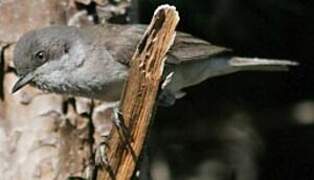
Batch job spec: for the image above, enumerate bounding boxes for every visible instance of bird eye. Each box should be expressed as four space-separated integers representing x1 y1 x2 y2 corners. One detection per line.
35 51 46 61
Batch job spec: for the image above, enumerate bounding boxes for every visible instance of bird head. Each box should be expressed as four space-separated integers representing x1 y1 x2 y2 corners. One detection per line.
12 25 80 93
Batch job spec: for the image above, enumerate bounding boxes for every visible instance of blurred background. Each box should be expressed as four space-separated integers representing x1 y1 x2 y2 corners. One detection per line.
137 1 314 180
0 0 314 180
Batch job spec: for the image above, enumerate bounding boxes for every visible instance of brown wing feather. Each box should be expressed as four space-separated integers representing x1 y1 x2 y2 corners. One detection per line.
169 32 231 64
91 24 231 65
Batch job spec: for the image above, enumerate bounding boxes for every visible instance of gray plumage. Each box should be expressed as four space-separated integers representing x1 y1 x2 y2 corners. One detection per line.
12 24 297 102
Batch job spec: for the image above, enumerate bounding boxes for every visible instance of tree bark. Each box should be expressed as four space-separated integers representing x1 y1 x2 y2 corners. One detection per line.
0 1 131 179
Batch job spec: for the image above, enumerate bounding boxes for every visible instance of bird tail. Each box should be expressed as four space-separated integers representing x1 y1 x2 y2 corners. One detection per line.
229 57 299 71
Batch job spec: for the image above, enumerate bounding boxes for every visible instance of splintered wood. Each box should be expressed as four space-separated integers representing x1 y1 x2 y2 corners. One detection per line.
97 4 179 180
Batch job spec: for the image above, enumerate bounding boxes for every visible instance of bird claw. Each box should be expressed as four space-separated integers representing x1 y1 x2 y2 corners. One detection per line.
90 104 134 177
112 107 137 161
94 137 116 179
112 107 132 143
95 141 109 168
112 107 123 127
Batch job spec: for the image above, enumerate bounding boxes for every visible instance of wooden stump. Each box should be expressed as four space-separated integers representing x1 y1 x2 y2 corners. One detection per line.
97 4 180 180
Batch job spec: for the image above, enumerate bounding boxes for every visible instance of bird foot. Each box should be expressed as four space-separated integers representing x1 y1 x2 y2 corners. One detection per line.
112 107 133 143
95 140 109 168
112 107 137 161
94 136 116 179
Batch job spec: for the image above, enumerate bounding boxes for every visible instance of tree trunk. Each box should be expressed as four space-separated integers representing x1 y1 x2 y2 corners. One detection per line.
0 1 131 179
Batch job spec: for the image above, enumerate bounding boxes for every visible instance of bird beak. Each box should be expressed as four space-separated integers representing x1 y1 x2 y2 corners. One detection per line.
11 72 35 93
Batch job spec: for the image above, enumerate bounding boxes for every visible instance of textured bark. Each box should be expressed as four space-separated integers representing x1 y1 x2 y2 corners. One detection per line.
97 5 179 180
0 0 67 43
0 1 92 179
0 1 131 180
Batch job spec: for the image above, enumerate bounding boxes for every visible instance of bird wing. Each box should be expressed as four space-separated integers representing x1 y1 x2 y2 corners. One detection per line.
92 24 231 65
168 32 230 64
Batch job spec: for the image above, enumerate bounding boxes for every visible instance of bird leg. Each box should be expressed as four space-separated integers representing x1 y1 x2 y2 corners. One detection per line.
112 106 133 142
112 106 138 163
94 133 116 179
93 101 134 176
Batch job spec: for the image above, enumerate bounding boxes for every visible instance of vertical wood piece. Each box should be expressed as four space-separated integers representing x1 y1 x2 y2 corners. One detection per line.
97 4 180 180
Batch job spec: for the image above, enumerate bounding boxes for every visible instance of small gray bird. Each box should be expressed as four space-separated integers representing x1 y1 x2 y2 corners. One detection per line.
11 24 298 178
12 24 297 104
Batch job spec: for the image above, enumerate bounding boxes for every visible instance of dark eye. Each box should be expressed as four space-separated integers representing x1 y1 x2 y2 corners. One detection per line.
35 51 46 61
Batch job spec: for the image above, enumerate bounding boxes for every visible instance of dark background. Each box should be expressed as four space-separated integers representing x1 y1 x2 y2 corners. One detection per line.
134 0 314 179
1 0 313 179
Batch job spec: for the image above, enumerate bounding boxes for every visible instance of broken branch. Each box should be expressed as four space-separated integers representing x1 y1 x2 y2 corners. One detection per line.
97 4 179 180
